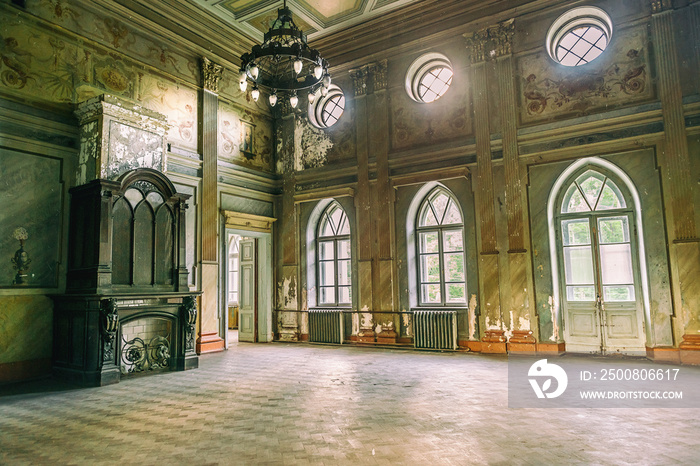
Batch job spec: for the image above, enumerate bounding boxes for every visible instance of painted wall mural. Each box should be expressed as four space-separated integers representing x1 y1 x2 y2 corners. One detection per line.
218 100 274 173
139 75 198 151
294 117 333 171
517 25 653 125
390 83 470 151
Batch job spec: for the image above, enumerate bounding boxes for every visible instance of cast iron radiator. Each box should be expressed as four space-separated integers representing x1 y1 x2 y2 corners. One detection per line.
412 310 458 350
308 309 344 344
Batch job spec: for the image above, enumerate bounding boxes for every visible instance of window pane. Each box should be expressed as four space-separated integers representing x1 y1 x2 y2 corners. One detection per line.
444 253 465 282
446 283 466 303
319 241 334 260
599 244 634 285
603 285 635 302
319 261 335 286
598 217 629 244
337 259 351 286
563 184 590 213
562 219 590 246
320 287 335 304
337 239 351 259
577 172 604 208
443 201 462 224
563 246 594 284
443 230 464 252
421 284 441 303
420 254 441 282
430 193 449 224
419 204 438 226
338 286 351 304
419 231 439 253
597 180 625 210
567 285 596 301
319 215 334 237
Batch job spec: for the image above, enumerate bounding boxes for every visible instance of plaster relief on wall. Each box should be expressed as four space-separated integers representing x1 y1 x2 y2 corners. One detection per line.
390 83 469 151
218 101 274 172
518 26 652 124
294 117 333 171
140 75 197 150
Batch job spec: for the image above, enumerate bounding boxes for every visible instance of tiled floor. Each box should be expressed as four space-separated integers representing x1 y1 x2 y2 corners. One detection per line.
1 337 699 465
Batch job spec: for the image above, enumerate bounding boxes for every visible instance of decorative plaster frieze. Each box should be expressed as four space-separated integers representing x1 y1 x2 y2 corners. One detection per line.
201 57 224 94
464 19 515 63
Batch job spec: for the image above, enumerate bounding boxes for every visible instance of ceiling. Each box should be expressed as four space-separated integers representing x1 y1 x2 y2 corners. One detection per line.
190 0 423 42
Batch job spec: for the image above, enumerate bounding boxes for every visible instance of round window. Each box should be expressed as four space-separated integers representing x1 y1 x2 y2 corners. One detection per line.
405 53 453 103
546 7 613 67
308 85 345 129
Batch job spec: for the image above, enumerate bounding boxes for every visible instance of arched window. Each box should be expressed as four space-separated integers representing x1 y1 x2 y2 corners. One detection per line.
228 234 240 304
554 165 646 353
416 188 466 305
546 6 613 67
317 202 351 305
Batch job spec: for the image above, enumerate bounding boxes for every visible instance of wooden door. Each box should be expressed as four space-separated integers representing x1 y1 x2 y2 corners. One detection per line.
238 238 256 342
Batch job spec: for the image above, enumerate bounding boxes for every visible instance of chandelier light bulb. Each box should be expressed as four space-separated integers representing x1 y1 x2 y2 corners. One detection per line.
293 58 303 75
323 73 331 88
251 86 260 102
290 93 299 108
250 64 259 80
238 70 246 82
308 91 316 104
314 64 323 80
269 92 278 107
239 79 248 92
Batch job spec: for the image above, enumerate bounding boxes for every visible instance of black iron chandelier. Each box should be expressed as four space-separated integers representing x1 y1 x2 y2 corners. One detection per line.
239 0 331 109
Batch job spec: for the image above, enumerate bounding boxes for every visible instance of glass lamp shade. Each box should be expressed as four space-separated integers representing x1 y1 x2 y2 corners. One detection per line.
314 65 323 79
269 92 278 107
321 86 328 97
251 87 260 102
293 59 303 75
250 64 259 80
308 91 316 104
290 94 298 108
239 79 248 92
322 74 331 88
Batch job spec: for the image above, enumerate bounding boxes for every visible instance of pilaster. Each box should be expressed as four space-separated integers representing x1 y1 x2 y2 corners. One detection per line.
197 56 225 354
650 2 700 358
349 65 375 341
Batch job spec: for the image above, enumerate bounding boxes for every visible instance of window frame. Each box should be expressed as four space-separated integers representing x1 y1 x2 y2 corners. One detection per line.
308 85 345 129
227 234 240 305
545 6 613 67
316 201 352 307
405 52 453 103
415 188 467 307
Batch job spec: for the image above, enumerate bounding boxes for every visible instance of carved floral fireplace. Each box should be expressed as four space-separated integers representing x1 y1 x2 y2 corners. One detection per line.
52 168 199 386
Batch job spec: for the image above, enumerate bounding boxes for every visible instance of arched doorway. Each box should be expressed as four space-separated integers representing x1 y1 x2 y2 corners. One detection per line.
554 165 647 353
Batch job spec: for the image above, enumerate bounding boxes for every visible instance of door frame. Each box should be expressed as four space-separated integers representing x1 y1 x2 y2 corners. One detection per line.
221 211 276 348
546 157 652 352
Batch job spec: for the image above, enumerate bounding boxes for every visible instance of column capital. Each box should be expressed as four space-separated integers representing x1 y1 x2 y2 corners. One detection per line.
651 0 673 13
464 18 515 64
201 57 224 94
349 66 369 96
368 59 388 91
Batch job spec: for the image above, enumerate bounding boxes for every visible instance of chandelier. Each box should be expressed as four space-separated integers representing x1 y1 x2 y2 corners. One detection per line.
239 1 331 109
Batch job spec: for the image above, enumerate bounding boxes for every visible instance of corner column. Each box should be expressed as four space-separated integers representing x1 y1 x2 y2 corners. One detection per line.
196 57 225 354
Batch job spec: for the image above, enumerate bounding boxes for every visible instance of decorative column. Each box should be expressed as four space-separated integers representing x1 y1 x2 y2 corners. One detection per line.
493 20 537 352
277 104 301 341
349 65 376 342
367 60 397 344
465 26 505 353
196 57 225 354
650 1 700 364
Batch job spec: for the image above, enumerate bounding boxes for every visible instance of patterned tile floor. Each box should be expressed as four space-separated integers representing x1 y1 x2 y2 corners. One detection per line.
1 336 699 465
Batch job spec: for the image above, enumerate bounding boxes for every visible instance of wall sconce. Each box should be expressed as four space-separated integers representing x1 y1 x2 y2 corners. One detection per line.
11 227 31 285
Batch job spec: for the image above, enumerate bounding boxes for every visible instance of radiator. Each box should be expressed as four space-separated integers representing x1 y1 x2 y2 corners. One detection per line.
308 309 344 344
413 310 457 350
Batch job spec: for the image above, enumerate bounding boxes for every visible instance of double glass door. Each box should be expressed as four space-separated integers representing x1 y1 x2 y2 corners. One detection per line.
560 213 645 353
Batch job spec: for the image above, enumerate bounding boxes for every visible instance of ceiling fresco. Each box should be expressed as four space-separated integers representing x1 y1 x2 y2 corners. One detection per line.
191 0 419 41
